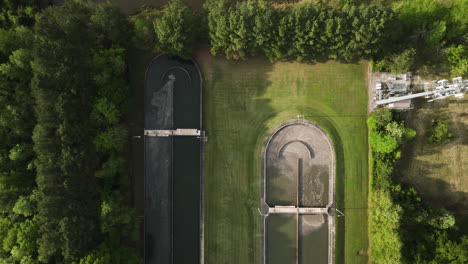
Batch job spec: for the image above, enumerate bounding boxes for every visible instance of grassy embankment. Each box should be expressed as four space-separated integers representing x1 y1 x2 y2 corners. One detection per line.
198 49 369 264
397 98 468 230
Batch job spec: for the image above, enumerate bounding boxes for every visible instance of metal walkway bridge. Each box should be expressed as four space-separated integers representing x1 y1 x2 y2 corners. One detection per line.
268 206 328 214
145 129 202 137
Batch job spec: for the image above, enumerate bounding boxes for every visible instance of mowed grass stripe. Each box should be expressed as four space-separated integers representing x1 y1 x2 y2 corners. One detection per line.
198 51 368 264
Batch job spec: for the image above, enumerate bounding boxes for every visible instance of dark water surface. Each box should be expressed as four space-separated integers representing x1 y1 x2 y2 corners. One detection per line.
144 136 172 264
173 137 201 264
171 67 200 128
144 55 201 130
300 215 329 264
144 54 201 264
265 214 330 264
266 215 297 264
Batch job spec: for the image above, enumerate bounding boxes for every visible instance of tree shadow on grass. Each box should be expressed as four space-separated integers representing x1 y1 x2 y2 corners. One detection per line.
401 98 468 146
395 156 468 233
449 120 468 145
417 177 468 218
395 174 468 262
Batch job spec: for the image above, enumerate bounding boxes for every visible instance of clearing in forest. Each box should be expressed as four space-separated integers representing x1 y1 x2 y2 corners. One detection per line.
397 98 468 230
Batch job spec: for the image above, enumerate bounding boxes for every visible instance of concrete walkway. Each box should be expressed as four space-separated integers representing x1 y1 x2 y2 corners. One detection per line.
145 129 201 137
268 206 328 214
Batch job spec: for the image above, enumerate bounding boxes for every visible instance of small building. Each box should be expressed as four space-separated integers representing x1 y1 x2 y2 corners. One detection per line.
388 99 413 110
385 82 409 94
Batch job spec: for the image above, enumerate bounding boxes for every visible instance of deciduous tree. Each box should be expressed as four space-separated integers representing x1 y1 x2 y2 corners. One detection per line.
154 0 196 57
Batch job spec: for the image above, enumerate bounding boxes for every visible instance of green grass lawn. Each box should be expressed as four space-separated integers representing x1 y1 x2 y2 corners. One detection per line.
197 49 369 264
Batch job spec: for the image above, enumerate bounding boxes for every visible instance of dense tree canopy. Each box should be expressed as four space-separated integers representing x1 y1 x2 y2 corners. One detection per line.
0 0 37 29
0 0 465 263
32 1 138 262
0 2 40 264
373 0 467 74
0 1 140 263
205 0 395 62
153 0 197 58
153 0 466 75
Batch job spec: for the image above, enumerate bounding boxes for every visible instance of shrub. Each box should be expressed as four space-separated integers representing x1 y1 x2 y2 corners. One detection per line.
370 132 399 154
12 192 36 217
370 189 403 264
403 127 417 140
95 155 125 179
367 108 393 131
427 120 452 144
446 45 468 77
130 8 159 49
429 209 456 229
93 126 128 153
389 48 416 74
